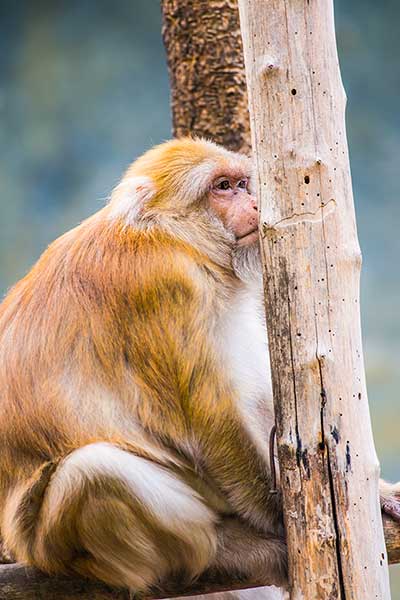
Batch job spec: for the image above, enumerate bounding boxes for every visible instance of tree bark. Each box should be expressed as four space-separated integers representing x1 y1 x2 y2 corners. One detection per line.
238 0 392 598
161 0 251 153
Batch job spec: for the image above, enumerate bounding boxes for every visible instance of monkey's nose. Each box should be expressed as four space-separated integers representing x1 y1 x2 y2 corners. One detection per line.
248 195 258 210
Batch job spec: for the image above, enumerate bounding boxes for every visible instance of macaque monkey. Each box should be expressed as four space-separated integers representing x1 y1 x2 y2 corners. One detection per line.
0 138 399 600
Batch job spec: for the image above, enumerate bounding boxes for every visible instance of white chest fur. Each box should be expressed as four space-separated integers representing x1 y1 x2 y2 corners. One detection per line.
218 279 275 461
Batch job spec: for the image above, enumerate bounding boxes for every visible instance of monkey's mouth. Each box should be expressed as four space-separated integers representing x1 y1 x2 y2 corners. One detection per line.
236 229 259 246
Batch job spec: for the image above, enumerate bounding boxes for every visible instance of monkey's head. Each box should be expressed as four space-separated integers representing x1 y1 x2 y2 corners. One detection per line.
108 138 260 274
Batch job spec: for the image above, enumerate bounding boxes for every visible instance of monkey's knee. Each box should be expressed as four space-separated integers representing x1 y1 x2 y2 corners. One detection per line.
3 444 218 592
73 492 217 590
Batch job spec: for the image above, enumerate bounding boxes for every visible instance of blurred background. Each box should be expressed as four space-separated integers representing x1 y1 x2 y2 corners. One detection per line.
0 0 399 592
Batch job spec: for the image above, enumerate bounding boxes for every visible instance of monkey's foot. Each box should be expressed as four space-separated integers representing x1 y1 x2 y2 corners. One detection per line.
211 518 288 590
381 496 400 522
380 480 400 522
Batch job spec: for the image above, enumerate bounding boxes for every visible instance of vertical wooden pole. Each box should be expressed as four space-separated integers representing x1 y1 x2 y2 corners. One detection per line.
238 1 391 598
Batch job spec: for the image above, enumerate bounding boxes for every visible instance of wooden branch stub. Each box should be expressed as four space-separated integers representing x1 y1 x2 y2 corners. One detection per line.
384 515 400 565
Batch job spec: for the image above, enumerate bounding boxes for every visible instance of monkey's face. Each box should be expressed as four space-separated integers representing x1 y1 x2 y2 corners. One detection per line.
208 174 258 247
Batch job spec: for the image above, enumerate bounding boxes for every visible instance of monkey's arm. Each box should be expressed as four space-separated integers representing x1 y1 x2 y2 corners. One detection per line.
191 397 282 533
126 252 281 533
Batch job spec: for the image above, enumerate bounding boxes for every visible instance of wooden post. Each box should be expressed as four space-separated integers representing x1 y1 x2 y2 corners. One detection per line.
237 0 392 598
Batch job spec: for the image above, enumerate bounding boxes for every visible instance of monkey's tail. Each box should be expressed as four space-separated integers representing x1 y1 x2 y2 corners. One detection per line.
2 443 217 591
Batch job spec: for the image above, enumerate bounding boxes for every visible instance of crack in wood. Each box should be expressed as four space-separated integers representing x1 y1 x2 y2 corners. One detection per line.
317 354 346 600
262 199 336 234
286 282 302 494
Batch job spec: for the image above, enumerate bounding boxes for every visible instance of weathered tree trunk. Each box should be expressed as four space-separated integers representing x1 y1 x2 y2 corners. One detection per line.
238 0 392 598
161 0 251 153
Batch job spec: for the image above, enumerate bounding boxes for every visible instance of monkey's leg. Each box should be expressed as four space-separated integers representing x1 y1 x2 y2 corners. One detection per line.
210 518 287 590
167 518 287 600
2 443 217 593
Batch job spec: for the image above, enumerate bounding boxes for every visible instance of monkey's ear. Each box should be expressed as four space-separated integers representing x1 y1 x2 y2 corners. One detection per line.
108 176 155 224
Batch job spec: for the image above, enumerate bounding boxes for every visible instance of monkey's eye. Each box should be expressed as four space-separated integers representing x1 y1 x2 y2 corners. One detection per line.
237 179 248 189
217 180 231 190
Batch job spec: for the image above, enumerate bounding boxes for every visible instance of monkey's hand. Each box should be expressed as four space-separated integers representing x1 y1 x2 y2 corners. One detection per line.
380 479 400 522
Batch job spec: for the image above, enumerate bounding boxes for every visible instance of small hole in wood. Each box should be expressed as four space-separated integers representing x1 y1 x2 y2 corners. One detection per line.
291 88 297 95
304 175 310 184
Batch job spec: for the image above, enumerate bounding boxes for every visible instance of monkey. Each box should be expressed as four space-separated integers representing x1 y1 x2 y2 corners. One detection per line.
0 137 399 600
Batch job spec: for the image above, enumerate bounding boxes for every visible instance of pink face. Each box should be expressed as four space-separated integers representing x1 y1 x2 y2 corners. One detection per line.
208 174 259 246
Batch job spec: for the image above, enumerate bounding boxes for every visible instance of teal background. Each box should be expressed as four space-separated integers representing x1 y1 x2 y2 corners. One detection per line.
0 0 399 594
